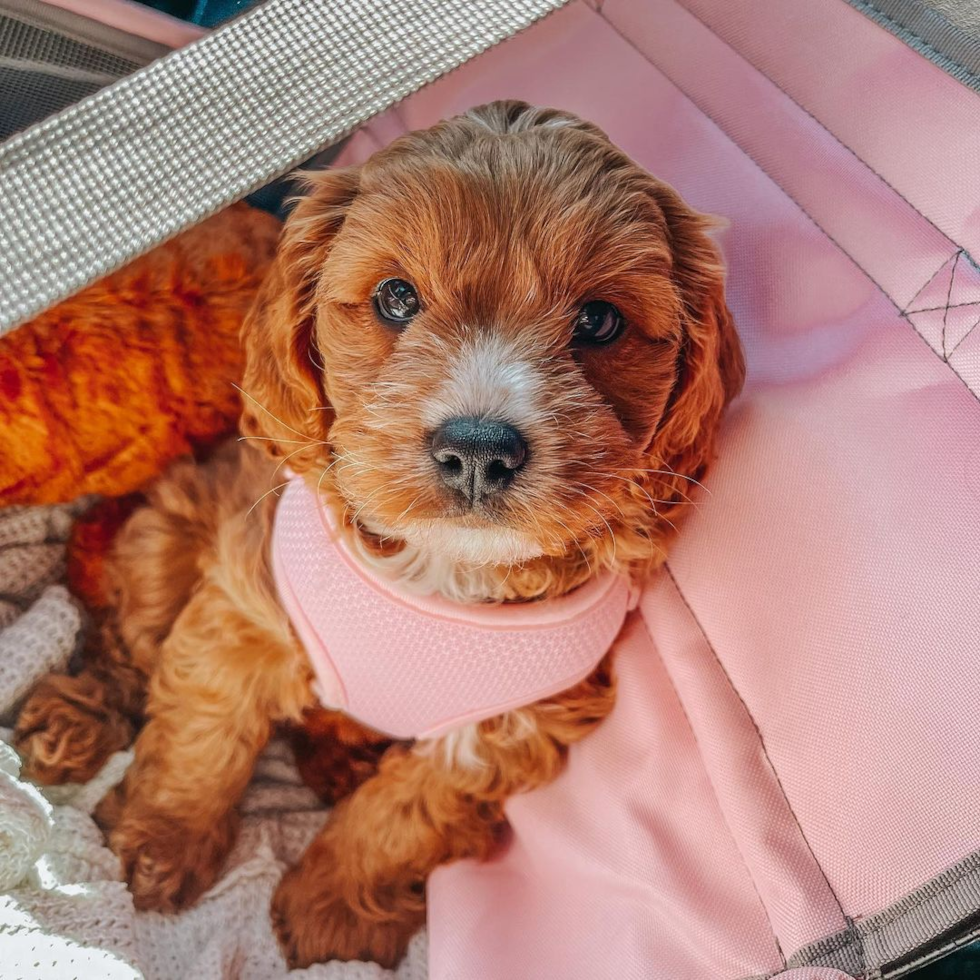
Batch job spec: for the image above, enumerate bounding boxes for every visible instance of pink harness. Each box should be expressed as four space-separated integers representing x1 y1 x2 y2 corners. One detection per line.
272 476 636 740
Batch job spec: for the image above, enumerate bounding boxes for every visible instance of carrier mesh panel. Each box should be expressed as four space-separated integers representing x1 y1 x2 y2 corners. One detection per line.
0 2 167 141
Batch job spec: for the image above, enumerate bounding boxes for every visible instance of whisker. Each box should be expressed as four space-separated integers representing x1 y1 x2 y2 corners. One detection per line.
390 491 426 530
571 481 628 522
272 443 321 480
232 383 314 442
561 487 616 564
349 483 388 527
605 474 660 513
246 480 290 519
634 466 711 493
316 454 343 504
585 503 617 565
550 514 594 577
606 474 697 511
508 498 564 554
238 434 318 446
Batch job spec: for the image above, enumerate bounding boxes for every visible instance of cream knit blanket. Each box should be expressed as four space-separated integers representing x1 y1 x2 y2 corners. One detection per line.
0 502 427 979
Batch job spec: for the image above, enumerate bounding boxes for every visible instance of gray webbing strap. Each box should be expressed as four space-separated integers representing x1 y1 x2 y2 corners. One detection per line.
0 0 568 335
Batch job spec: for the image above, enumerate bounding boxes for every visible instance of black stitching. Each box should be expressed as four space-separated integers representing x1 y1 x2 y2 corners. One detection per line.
902 255 980 363
906 299 980 315
941 250 961 358
673 0 980 251
594 7 980 410
849 0 980 90
662 565 865 977
637 612 787 967
947 308 980 360
902 252 960 313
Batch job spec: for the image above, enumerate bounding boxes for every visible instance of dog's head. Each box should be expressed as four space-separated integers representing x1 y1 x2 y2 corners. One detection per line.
241 101 743 590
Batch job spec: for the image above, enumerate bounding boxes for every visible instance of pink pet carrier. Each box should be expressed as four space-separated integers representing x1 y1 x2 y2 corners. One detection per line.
1 2 979 978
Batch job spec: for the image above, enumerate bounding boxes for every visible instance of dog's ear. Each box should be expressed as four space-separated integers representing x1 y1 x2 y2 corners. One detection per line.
646 179 745 482
239 167 360 467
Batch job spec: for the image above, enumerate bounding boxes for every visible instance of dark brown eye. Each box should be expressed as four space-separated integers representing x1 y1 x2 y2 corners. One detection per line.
373 278 420 327
573 301 625 345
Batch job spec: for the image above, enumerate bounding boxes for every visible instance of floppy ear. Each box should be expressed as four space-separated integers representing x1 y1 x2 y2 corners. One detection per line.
238 167 360 468
647 180 745 482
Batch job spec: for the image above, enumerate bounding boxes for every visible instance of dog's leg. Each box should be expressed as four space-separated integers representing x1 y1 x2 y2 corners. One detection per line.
272 657 615 969
16 466 215 783
14 657 139 785
108 576 313 912
14 589 168 785
288 708 393 805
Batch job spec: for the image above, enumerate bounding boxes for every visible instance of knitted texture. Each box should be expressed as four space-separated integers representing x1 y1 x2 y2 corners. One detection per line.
0 500 429 979
0 502 88 726
0 742 52 891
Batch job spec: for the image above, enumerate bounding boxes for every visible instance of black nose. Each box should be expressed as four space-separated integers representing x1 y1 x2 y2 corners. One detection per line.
430 416 528 503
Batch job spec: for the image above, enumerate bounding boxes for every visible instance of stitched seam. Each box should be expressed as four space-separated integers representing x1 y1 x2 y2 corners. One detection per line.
941 250 961 357
859 854 980 932
672 0 978 257
898 248 980 362
948 309 980 358
637 612 787 967
880 919 980 977
849 0 980 88
662 564 866 975
780 926 867 980
902 252 960 311
906 299 980 315
596 6 980 409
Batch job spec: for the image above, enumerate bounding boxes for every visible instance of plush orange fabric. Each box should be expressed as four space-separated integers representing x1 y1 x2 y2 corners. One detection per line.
0 203 281 506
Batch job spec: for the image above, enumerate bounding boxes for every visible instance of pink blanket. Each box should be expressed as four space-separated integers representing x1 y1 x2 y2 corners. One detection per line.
335 1 980 976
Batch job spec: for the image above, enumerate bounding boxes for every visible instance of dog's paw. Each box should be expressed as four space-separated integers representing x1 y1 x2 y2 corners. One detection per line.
111 810 236 912
271 863 423 969
14 674 133 785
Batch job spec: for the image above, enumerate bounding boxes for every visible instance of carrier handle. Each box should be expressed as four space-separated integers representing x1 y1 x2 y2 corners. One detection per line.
0 0 567 335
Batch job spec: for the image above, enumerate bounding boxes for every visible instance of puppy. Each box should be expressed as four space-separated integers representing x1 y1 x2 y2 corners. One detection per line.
15 101 744 968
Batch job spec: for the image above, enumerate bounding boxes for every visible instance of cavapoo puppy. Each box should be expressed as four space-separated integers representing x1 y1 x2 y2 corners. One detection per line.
15 101 744 967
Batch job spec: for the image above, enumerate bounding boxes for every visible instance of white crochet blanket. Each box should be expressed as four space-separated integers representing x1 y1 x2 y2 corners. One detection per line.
0 502 428 980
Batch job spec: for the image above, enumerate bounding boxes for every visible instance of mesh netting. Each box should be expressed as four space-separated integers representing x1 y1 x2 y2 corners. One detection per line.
0 2 167 141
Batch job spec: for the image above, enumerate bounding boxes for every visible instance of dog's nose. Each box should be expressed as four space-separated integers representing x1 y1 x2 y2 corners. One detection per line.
430 417 528 502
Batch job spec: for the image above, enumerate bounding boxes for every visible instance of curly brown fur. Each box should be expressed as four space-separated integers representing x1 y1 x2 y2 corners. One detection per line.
16 101 743 967
288 709 394 805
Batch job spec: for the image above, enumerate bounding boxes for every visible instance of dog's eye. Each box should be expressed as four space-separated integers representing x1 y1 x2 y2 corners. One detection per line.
373 278 420 327
573 301 625 345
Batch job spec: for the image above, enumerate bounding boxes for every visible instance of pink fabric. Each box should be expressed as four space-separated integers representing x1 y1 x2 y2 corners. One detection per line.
329 0 980 975
272 476 634 739
678 0 980 264
40 0 204 48
599 0 980 315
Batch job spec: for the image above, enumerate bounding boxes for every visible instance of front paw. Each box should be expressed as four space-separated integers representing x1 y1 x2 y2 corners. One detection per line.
111 808 237 912
15 674 132 785
271 861 424 969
